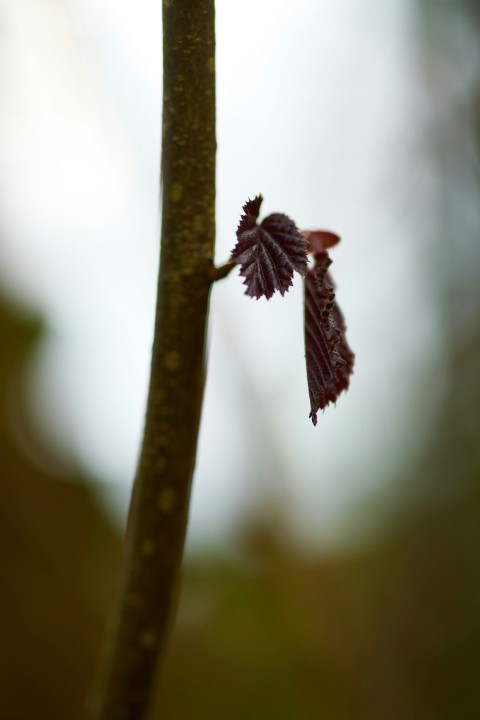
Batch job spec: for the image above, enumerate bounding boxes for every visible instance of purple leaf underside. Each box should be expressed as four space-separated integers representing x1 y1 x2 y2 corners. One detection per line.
304 252 354 425
231 195 308 299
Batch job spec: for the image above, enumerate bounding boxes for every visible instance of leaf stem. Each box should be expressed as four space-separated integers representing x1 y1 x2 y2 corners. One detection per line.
86 2 216 718
210 260 236 281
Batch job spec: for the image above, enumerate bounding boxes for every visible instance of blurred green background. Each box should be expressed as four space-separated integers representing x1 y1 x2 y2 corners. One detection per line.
1 1 480 719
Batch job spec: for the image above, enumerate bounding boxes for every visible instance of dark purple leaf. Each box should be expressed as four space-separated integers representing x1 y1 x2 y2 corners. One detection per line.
231 195 308 299
304 250 354 425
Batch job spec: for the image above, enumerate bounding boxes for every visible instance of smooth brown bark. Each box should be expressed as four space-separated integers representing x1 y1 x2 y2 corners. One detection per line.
87 1 216 718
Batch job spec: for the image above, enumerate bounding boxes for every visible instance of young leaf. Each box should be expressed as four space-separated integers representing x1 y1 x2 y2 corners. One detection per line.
231 195 308 299
304 249 354 425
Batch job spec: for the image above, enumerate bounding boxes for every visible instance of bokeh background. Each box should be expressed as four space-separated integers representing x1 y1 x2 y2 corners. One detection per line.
1 0 479 718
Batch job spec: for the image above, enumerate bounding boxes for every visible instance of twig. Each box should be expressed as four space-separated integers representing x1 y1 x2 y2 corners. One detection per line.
210 260 235 281
86 1 216 718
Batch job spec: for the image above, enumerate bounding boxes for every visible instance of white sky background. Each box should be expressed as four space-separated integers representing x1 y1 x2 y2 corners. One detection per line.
0 0 445 549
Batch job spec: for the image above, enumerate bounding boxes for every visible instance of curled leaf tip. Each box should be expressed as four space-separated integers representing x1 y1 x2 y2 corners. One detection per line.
231 195 308 300
237 195 264 235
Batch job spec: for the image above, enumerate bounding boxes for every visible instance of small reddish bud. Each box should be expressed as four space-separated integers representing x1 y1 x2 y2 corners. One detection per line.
301 230 341 254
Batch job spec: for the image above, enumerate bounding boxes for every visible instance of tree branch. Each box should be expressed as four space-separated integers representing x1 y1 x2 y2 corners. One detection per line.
87 1 216 718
